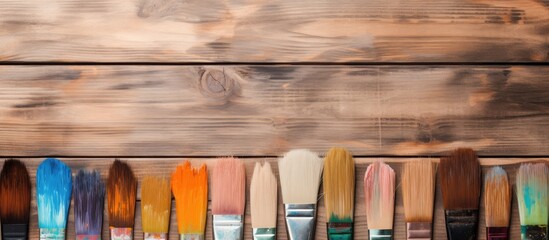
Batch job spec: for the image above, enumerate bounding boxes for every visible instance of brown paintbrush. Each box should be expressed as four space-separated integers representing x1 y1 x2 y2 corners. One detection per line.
108 160 137 240
0 159 31 240
439 148 481 240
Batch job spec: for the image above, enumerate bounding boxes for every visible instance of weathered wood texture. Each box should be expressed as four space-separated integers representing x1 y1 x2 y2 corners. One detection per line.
0 65 548 156
1 0 548 62
0 157 541 240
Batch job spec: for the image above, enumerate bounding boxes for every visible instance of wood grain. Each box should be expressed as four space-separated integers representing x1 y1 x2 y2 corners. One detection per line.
0 0 548 62
0 65 548 156
0 157 542 240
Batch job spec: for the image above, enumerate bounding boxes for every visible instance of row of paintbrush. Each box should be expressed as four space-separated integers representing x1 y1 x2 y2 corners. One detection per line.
0 147 546 240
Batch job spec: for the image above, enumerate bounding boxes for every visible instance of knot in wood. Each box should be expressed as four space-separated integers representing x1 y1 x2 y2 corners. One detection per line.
198 68 237 100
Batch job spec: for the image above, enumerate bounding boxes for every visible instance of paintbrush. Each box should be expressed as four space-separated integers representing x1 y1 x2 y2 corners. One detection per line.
141 176 171 240
279 149 324 240
364 160 395 240
251 162 278 240
516 163 548 240
0 159 31 240
402 160 436 240
323 147 355 240
439 148 481 240
172 161 208 240
108 160 137 240
74 170 105 240
484 166 511 240
212 158 246 240
36 158 72 240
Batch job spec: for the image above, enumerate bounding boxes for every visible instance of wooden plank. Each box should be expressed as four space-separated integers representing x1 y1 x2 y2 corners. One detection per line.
1 65 548 156
0 0 547 62
0 157 543 240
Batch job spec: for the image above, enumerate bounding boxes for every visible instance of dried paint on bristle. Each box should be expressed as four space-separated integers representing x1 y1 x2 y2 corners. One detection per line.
251 162 278 228
279 149 324 204
141 176 172 233
323 147 355 222
172 161 208 234
484 166 510 227
402 160 436 223
107 160 137 228
439 148 480 210
364 161 395 230
212 158 246 215
516 163 548 226
74 170 105 236
0 159 31 224
36 158 72 228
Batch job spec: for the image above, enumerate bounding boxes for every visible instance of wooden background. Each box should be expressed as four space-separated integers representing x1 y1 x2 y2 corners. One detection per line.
0 0 548 239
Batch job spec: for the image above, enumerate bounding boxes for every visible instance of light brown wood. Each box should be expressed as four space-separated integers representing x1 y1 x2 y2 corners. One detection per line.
0 157 542 240
0 65 548 156
0 0 547 62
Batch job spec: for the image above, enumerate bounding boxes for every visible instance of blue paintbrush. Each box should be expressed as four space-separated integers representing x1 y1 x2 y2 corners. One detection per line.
36 158 72 240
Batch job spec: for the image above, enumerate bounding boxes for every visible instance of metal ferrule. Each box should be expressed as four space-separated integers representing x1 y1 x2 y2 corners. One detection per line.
110 227 133 240
2 223 29 240
406 222 432 240
486 227 509 240
39 228 66 240
284 204 317 240
213 215 244 240
327 222 353 240
144 233 167 240
253 228 276 240
444 209 479 240
180 234 204 240
369 229 393 240
76 235 101 240
521 225 547 240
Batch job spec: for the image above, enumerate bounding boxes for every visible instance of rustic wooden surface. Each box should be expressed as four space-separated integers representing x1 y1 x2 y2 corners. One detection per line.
1 0 548 62
0 157 540 240
0 66 549 156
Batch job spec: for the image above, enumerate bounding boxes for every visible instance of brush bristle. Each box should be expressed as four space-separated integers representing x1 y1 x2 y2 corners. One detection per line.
172 161 208 234
107 160 137 228
484 166 510 227
0 159 31 224
212 158 246 215
251 162 278 228
141 176 171 233
323 147 355 222
364 161 395 230
516 163 548 225
74 170 105 235
439 148 480 210
279 149 324 204
36 158 72 228
402 160 436 223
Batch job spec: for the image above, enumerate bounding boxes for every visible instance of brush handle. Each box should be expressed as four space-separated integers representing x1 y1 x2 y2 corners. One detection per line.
253 228 276 240
284 204 317 240
406 222 431 240
521 225 547 240
39 228 65 240
444 210 479 240
368 229 393 240
2 223 28 240
76 235 101 240
110 227 133 240
180 234 204 240
486 227 509 240
326 222 353 240
144 233 167 240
